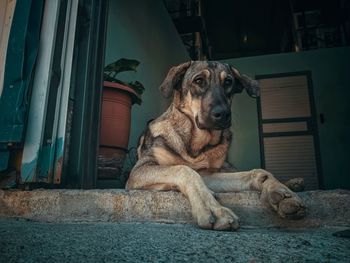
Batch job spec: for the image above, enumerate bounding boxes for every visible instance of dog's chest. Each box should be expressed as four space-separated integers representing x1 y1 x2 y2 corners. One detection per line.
190 129 222 155
188 129 228 169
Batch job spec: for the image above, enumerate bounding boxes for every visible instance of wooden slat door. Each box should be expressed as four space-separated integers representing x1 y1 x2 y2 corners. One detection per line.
257 72 322 190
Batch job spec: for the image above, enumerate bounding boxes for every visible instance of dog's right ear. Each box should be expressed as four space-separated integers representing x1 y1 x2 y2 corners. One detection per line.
160 61 192 98
230 65 260 98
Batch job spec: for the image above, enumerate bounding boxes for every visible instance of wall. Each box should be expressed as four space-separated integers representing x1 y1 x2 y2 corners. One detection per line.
221 47 350 189
104 0 189 148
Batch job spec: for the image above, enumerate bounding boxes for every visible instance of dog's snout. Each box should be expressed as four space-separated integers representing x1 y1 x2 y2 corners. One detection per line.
211 106 231 122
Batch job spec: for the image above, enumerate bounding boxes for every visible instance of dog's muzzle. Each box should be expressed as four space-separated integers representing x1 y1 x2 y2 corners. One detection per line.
210 105 231 129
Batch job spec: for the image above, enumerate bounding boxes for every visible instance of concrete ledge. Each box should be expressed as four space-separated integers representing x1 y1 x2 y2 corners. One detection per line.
0 189 349 228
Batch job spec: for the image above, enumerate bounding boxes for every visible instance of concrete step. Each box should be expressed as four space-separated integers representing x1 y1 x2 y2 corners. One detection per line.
0 189 349 228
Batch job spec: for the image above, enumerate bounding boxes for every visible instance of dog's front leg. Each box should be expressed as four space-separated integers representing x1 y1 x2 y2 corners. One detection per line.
127 164 240 230
201 169 307 219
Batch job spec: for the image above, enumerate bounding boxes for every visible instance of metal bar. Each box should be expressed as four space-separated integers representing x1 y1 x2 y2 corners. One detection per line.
261 117 310 123
305 71 324 189
66 0 108 188
263 131 313 137
53 0 79 184
255 71 313 80
21 0 61 183
38 0 69 182
256 92 265 169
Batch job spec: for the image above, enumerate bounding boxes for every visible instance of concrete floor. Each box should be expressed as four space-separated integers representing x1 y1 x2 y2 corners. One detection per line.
1 219 349 263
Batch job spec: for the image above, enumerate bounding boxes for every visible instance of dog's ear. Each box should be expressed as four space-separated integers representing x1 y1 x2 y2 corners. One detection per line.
160 61 192 98
230 65 260 98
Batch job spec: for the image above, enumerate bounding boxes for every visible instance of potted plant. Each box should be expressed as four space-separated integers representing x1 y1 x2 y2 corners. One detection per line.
98 58 144 184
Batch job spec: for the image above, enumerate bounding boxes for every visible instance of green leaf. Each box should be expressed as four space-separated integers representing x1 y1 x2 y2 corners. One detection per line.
127 81 145 95
103 58 145 102
104 58 140 75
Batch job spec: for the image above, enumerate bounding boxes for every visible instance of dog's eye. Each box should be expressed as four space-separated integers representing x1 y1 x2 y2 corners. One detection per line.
194 77 204 86
224 78 233 86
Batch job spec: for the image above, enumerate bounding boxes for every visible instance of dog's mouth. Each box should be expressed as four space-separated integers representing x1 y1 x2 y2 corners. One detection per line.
195 116 231 130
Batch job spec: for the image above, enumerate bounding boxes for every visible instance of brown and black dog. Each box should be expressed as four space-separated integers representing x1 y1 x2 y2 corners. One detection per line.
126 61 306 231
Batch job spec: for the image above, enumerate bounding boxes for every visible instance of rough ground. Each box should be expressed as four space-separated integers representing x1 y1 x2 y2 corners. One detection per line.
1 219 349 263
1 189 350 262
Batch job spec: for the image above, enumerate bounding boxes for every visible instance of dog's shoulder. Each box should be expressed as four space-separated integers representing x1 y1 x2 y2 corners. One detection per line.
136 108 186 158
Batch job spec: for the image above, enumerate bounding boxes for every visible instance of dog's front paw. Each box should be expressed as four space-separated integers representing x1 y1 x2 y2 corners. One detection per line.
194 193 240 231
260 176 307 219
212 206 240 230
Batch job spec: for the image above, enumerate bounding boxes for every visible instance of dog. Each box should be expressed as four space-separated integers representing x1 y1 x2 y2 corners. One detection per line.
126 61 307 231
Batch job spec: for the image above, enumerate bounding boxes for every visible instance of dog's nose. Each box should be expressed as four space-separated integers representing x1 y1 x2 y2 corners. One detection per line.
211 106 231 122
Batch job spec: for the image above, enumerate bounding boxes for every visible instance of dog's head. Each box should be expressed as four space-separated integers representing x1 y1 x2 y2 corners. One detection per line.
160 61 259 130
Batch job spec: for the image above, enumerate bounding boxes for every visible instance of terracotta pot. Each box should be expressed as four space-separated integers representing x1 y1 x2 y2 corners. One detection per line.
99 81 140 158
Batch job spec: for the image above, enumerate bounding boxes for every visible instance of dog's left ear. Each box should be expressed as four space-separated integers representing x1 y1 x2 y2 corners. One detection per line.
160 61 192 98
230 65 260 98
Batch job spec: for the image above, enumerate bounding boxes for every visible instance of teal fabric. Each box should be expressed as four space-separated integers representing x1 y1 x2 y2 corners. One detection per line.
0 0 44 142
0 0 44 171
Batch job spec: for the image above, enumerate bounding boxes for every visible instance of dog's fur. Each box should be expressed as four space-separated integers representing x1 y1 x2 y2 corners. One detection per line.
126 61 306 230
